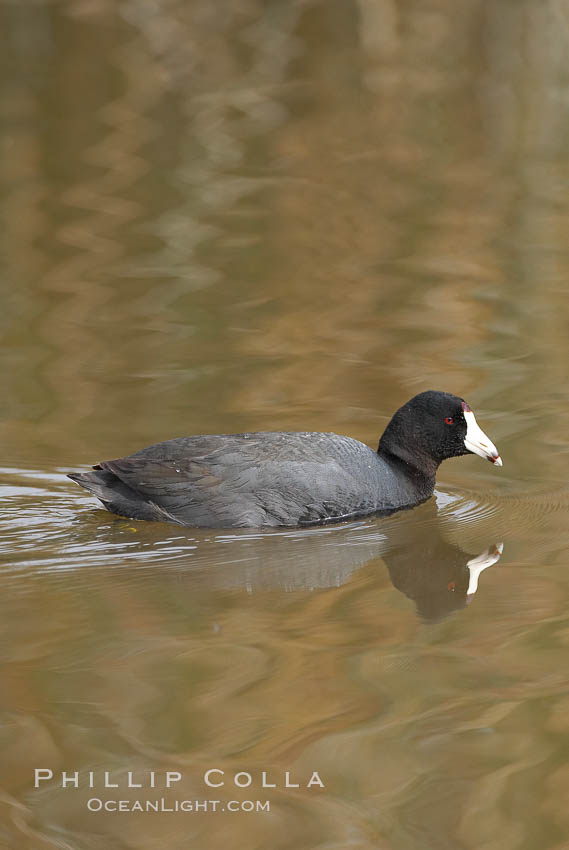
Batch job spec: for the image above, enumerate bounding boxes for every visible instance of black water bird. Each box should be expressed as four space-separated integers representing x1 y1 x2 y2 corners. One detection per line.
68 390 502 528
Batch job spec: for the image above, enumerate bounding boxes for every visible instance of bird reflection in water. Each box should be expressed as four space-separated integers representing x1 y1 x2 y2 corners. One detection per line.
382 539 503 622
177 507 504 623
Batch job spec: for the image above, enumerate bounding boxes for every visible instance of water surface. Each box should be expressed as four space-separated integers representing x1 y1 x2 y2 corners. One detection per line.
2 1 569 848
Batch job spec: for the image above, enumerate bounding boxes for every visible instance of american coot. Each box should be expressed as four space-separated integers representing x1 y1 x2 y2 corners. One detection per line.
68 390 502 528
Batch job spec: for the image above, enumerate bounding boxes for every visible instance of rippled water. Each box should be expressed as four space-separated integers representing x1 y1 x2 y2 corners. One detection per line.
2 0 569 848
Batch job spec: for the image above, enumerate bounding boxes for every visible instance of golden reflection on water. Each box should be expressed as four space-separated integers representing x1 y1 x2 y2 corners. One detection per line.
2 0 569 848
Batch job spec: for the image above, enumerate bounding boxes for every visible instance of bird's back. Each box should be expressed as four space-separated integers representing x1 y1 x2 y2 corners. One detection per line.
69 430 416 527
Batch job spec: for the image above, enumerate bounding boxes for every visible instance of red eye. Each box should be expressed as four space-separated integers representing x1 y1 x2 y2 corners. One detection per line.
444 417 454 425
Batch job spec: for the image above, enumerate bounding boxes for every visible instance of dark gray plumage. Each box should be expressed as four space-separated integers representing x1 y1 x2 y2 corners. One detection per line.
68 390 502 528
